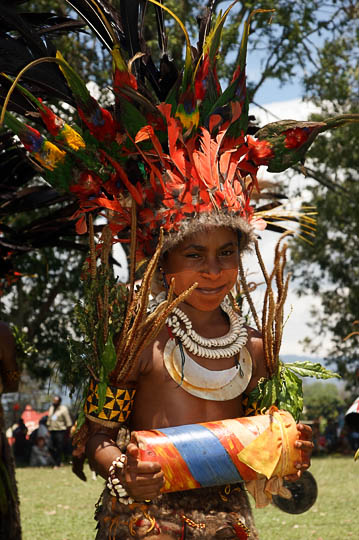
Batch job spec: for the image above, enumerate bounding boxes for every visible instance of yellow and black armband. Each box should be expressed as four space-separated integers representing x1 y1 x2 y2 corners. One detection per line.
84 379 136 428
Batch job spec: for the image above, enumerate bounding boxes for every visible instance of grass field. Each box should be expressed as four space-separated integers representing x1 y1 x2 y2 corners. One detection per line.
16 455 358 540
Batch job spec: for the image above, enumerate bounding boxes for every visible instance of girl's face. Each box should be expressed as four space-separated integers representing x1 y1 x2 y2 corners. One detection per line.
162 227 239 312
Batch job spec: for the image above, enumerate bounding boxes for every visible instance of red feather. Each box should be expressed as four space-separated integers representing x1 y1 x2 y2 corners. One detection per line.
99 150 142 204
192 128 219 189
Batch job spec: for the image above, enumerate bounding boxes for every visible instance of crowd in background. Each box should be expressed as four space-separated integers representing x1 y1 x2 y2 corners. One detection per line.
8 396 73 468
310 413 359 455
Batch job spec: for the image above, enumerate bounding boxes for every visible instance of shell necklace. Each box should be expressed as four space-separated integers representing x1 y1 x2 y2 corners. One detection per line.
166 299 248 359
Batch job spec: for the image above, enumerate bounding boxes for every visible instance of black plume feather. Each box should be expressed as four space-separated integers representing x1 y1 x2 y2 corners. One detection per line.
65 0 123 50
0 4 84 110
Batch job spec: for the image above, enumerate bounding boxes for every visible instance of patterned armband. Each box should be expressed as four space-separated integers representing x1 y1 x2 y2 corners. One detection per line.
84 379 136 428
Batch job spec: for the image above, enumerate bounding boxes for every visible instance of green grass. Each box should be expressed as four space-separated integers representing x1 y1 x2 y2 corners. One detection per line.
17 456 358 539
17 464 102 540
253 455 358 540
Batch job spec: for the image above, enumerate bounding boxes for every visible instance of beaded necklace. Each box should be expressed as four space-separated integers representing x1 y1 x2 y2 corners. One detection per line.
166 300 248 359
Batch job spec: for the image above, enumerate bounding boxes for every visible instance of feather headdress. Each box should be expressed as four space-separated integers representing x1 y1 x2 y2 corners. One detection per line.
2 1 357 262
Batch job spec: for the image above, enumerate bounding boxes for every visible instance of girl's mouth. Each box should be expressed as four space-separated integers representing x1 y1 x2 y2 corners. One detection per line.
196 285 226 295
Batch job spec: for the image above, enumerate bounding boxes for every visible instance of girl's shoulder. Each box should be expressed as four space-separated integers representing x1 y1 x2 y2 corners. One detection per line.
245 325 263 351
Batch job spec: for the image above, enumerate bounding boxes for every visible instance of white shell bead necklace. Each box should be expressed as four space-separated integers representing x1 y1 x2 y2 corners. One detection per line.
166 300 248 359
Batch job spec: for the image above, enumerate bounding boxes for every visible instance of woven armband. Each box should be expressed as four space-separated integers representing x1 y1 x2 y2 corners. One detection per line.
84 379 136 428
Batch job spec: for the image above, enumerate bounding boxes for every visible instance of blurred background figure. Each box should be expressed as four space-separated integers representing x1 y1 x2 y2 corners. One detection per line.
46 396 72 468
12 418 30 466
0 321 22 539
29 435 54 467
29 416 51 449
345 397 359 453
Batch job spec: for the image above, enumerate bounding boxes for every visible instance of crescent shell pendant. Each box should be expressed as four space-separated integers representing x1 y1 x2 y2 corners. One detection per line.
163 338 252 401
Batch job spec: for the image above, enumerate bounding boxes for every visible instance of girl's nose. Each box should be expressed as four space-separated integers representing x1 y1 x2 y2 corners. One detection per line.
201 257 222 278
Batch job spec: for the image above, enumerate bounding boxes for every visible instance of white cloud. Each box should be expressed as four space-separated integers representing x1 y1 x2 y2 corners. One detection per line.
249 99 320 125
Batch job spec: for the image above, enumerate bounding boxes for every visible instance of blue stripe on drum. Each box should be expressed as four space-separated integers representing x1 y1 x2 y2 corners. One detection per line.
158 423 243 487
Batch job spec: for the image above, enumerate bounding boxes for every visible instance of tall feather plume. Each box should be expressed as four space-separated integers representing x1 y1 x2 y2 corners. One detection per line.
65 0 122 50
0 4 82 111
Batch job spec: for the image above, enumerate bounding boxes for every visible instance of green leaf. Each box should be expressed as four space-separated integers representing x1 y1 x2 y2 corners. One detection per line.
100 334 117 377
246 367 304 421
256 376 281 410
277 366 303 422
285 361 340 380
97 379 107 413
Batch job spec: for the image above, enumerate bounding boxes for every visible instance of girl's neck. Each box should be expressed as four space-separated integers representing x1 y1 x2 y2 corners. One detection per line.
178 301 228 338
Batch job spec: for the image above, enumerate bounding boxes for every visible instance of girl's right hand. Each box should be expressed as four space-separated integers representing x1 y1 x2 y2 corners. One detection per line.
123 436 164 501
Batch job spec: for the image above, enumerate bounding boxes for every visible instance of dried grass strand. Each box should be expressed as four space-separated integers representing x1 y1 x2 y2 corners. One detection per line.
256 234 291 377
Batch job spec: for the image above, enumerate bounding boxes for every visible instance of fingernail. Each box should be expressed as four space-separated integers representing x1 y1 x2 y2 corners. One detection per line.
295 441 302 448
295 463 301 469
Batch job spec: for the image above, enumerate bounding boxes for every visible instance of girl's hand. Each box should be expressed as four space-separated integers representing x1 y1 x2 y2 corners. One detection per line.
122 436 164 501
285 422 314 482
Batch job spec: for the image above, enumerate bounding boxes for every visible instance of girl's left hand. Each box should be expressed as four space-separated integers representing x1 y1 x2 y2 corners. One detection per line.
285 423 314 482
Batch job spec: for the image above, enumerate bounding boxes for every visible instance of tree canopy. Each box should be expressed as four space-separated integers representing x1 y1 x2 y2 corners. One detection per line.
289 8 359 391
302 381 345 422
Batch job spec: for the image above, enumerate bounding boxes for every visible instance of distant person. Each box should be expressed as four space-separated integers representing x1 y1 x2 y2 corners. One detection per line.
30 415 51 449
347 427 359 452
0 321 22 539
29 435 54 467
47 396 72 468
13 417 30 465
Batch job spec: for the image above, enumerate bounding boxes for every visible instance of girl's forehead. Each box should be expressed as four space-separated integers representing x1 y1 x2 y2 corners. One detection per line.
179 226 237 248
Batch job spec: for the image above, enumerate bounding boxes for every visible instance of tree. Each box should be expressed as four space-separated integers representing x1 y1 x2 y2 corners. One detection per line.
289 10 359 391
302 381 345 422
1 246 85 382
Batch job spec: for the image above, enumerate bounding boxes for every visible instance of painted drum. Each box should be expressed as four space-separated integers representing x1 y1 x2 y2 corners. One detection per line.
134 407 302 498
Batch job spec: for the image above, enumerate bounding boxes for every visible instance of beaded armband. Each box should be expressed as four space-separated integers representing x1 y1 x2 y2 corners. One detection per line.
84 379 136 428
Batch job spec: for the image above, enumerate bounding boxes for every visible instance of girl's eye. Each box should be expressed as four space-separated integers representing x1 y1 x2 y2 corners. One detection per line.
220 250 235 256
185 253 201 258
